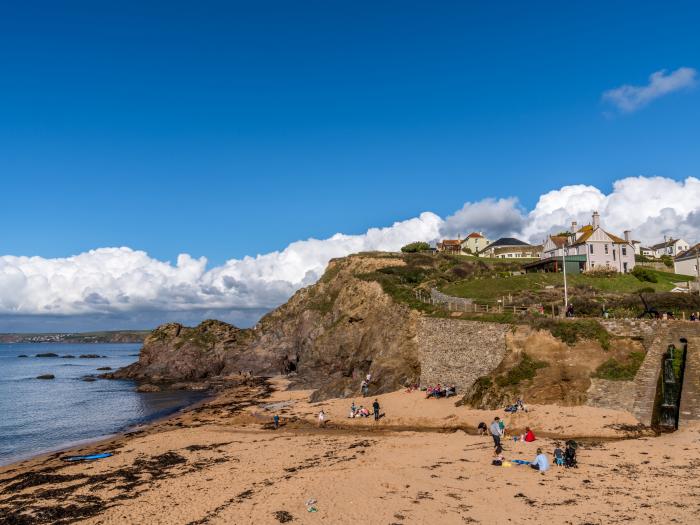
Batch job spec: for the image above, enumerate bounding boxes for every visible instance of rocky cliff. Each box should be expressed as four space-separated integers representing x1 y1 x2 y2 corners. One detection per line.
112 255 426 398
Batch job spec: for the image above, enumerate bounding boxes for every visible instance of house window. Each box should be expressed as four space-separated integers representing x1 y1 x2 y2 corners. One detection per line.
622 247 627 256
589 244 594 254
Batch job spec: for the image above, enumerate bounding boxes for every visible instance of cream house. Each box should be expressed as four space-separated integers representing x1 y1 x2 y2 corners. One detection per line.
565 212 636 273
460 232 490 254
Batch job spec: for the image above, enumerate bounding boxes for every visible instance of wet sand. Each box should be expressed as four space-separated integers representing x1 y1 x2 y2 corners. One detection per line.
1 377 699 524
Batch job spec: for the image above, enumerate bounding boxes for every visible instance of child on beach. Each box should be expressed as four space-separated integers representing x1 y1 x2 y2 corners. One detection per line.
553 444 564 466
492 446 504 466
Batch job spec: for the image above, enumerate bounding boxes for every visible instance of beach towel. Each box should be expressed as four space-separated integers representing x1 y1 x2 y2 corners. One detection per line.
511 459 530 465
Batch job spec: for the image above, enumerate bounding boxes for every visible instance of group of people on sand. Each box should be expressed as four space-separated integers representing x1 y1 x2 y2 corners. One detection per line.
425 384 457 399
504 398 527 413
482 415 577 472
347 399 382 421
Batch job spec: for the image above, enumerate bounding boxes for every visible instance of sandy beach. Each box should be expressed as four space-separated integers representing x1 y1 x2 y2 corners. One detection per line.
2 377 699 525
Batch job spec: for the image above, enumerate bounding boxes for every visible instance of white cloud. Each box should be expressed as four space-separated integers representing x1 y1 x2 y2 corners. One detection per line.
0 212 442 317
440 198 525 239
522 176 700 245
602 67 697 113
1 176 699 326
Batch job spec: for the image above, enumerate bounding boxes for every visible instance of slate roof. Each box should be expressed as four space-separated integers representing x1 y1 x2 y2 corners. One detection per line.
485 237 531 249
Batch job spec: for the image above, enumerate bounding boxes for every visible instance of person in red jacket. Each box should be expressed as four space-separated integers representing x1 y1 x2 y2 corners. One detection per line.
523 427 536 442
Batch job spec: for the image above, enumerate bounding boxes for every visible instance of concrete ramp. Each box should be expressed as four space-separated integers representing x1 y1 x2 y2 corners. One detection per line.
631 328 669 426
679 336 700 427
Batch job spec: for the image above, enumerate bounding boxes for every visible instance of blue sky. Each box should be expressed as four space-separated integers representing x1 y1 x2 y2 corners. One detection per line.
1 1 699 265
1 2 700 331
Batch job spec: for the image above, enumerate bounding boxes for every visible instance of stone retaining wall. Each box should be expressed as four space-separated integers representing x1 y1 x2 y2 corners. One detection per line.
417 318 508 390
586 378 637 412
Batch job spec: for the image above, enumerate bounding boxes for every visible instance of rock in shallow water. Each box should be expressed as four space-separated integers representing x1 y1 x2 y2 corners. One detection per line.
36 374 55 380
35 353 59 358
17 355 28 358
136 384 161 393
61 355 76 359
79 354 103 359
96 366 112 371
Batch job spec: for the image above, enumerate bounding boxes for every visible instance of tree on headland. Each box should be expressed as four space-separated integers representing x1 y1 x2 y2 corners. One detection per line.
401 242 431 253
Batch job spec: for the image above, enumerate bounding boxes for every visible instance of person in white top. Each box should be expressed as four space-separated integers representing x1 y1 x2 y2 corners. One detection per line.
318 410 325 427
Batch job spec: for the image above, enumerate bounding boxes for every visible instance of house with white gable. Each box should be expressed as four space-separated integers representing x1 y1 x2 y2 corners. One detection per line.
567 212 636 273
650 238 690 258
526 212 636 274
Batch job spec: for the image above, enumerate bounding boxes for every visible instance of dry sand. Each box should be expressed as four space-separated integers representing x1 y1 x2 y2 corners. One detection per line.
1 377 699 525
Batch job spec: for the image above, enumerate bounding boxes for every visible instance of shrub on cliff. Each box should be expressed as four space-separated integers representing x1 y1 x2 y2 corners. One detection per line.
594 351 645 381
531 318 611 350
631 266 658 283
495 353 548 387
401 242 431 253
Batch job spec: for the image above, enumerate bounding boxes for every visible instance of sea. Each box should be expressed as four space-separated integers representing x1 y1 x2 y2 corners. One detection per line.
0 343 207 466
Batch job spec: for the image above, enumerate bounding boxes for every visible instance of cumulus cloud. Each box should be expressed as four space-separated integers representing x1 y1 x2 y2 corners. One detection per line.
0 212 442 318
522 176 700 245
602 67 697 113
440 198 525 239
1 176 699 329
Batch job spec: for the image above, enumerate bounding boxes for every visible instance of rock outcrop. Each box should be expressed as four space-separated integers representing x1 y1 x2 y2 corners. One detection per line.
110 256 428 398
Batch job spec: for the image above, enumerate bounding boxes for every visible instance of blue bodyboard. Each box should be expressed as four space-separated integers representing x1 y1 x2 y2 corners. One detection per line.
62 452 113 462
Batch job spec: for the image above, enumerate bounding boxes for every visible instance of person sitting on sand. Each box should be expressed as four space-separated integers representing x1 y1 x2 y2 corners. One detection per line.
553 444 564 466
477 422 488 436
530 448 549 472
492 445 504 466
518 427 535 442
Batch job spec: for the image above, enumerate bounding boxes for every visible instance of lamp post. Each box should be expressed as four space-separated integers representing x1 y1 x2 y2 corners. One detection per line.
563 246 569 314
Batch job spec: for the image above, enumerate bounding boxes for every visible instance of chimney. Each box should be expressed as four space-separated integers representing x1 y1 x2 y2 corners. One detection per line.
592 211 600 230
571 220 578 232
624 230 630 242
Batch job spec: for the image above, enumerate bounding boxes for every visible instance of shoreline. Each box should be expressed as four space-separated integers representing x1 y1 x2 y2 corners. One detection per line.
2 377 699 524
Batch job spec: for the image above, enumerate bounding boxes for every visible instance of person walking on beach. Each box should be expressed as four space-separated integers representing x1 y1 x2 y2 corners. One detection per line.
490 417 503 448
361 380 369 397
372 399 380 421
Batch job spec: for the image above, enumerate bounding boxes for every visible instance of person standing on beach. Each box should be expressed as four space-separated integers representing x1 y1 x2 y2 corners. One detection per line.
490 417 503 448
273 414 280 430
318 410 325 427
372 399 380 421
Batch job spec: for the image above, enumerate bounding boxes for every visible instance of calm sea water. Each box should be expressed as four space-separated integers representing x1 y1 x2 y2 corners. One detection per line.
0 343 207 466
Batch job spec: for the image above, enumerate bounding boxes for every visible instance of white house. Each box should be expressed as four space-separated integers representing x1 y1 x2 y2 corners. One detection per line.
540 212 636 273
651 238 690 258
674 244 700 277
481 237 541 259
